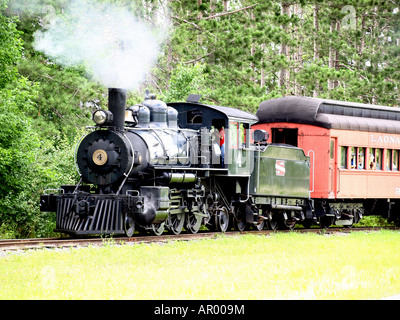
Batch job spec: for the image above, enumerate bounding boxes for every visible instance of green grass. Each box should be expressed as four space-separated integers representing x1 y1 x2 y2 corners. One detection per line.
1 231 400 299
354 215 396 227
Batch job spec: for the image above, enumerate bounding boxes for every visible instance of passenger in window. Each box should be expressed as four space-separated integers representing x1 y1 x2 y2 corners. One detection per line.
211 127 221 164
369 155 376 170
350 148 356 169
214 124 225 167
351 157 355 169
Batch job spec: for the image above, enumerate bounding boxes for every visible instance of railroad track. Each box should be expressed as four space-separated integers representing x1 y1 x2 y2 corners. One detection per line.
0 227 396 251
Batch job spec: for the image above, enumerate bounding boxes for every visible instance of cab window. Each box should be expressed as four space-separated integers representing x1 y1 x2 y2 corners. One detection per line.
229 122 250 149
229 122 238 149
239 123 250 148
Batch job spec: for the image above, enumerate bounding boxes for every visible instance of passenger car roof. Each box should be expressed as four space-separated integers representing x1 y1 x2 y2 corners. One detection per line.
257 96 400 134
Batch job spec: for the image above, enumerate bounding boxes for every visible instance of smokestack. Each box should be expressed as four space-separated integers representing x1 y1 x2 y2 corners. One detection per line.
108 88 127 131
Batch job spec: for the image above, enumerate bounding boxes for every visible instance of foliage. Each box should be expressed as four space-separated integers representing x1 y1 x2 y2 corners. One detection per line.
0 1 85 238
0 1 38 237
354 215 395 228
0 0 22 88
0 79 38 237
0 74 81 238
18 54 106 142
146 0 400 110
160 63 210 103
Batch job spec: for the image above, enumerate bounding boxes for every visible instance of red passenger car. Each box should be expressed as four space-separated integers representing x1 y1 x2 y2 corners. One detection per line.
254 96 400 227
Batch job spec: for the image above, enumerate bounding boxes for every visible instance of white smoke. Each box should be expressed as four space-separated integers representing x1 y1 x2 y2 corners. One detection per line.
26 0 168 89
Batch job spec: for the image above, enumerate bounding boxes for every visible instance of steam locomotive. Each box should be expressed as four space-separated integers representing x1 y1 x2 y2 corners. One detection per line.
40 88 313 236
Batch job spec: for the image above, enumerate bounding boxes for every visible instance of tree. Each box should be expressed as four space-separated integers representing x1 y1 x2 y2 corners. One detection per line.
0 0 22 89
0 1 41 237
0 1 85 237
161 63 210 103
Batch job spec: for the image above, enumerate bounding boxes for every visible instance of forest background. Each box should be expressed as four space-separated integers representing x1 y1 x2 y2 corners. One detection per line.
0 0 399 238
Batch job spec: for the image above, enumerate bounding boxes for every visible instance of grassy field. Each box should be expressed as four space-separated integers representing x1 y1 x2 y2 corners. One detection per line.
1 230 400 300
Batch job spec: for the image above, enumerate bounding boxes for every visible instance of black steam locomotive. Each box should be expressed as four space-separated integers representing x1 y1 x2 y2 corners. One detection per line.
40 88 312 236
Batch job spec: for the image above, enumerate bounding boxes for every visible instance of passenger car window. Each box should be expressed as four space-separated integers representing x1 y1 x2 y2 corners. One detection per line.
341 147 348 169
358 147 365 169
393 150 399 171
351 147 357 169
376 149 383 170
369 148 382 170
386 149 392 170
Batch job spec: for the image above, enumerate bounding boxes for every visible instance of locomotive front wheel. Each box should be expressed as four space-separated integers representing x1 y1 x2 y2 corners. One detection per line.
186 213 202 234
124 213 135 237
215 207 230 232
167 213 185 235
150 223 165 236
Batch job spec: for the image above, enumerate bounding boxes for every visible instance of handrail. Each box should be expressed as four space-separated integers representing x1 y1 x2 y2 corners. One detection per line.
307 150 315 199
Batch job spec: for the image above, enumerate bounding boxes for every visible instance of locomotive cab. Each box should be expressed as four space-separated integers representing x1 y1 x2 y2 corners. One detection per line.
168 100 258 173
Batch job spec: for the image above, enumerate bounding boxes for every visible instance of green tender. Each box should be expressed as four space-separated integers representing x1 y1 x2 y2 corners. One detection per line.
251 144 310 198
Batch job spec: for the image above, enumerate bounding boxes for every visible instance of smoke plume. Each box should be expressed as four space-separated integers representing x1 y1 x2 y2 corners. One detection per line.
17 0 168 89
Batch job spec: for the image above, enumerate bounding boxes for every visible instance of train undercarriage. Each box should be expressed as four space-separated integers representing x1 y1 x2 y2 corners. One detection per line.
41 175 318 237
42 180 400 237
313 201 363 229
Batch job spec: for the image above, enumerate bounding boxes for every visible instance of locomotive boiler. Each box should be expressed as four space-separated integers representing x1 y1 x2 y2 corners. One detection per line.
40 88 313 236
76 89 197 190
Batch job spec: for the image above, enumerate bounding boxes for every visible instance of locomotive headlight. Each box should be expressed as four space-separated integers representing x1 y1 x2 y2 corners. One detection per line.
93 110 113 126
